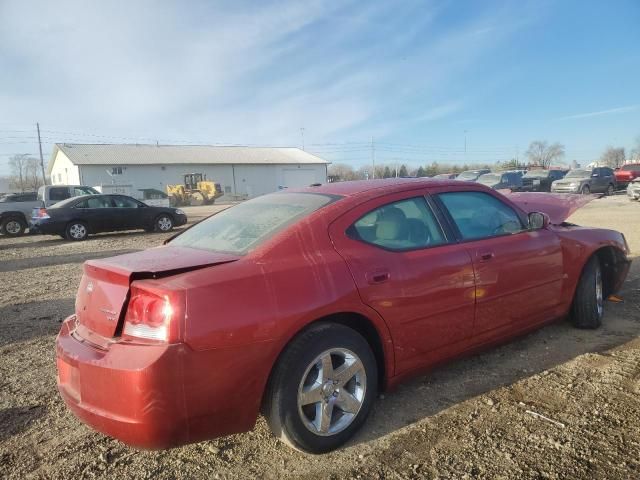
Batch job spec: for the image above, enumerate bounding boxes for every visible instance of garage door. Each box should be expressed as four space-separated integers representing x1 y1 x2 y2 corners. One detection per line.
282 169 316 188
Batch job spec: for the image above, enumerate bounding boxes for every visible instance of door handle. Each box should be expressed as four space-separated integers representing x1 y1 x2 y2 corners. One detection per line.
479 252 494 262
366 270 390 285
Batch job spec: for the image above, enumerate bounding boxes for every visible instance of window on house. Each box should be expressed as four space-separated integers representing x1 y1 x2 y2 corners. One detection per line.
111 167 123 175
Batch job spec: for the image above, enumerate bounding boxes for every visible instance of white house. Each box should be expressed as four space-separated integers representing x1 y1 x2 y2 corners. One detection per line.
47 144 329 200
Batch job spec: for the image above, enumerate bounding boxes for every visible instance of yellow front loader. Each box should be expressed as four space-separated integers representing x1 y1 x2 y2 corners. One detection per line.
166 173 223 207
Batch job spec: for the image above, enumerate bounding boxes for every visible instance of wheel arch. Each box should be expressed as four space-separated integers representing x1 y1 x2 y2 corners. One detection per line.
593 245 629 298
261 311 392 413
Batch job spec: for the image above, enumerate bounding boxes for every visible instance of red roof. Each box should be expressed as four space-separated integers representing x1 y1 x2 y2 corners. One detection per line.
292 177 460 197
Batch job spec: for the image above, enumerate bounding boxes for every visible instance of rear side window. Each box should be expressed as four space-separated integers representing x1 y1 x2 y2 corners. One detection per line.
438 191 524 240
75 197 113 209
112 196 140 208
347 197 447 251
49 187 70 201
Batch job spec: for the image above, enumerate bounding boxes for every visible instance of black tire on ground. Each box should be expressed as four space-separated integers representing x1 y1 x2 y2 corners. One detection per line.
581 185 590 195
264 322 378 454
154 214 174 232
569 255 604 329
606 184 614 196
65 221 89 241
0 217 27 237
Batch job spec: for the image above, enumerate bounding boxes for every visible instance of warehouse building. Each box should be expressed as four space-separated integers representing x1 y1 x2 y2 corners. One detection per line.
47 143 328 200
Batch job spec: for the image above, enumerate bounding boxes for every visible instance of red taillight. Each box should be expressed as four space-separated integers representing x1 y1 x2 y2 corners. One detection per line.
123 285 184 343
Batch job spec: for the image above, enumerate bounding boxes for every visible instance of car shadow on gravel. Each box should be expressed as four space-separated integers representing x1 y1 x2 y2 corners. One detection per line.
0 298 75 347
0 406 47 443
351 276 640 447
0 249 140 273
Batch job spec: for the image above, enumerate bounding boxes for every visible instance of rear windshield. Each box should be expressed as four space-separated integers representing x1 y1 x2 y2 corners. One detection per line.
170 192 340 254
565 169 590 178
524 170 548 178
478 174 501 184
621 164 640 171
457 171 481 180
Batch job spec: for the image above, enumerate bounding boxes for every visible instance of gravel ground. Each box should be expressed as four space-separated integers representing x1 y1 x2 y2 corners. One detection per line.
0 195 639 479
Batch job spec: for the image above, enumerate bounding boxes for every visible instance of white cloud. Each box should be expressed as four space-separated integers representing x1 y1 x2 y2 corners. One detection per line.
0 0 541 171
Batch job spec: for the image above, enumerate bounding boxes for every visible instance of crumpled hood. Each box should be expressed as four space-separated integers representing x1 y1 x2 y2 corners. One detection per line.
501 191 595 224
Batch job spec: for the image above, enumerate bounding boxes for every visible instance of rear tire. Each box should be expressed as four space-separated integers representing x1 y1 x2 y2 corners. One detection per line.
569 256 603 329
154 214 174 232
65 221 89 241
581 185 590 195
1 217 27 237
606 184 614 196
264 323 378 454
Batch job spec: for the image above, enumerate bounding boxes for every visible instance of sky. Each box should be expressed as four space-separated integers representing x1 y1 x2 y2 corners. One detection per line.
1 0 639 175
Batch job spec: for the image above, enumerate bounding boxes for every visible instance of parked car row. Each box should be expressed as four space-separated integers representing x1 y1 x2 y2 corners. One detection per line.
0 184 187 240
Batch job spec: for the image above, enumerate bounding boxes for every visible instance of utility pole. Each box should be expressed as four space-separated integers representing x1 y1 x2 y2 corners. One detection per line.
300 127 305 151
371 136 375 179
36 122 47 185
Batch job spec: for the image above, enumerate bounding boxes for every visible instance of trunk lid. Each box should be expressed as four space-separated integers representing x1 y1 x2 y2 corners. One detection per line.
502 191 595 225
75 246 240 338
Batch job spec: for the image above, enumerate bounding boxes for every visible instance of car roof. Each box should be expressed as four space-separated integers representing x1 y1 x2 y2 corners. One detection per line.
290 178 461 198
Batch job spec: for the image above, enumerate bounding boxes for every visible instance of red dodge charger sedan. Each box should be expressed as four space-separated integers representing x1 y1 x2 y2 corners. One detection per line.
56 178 630 453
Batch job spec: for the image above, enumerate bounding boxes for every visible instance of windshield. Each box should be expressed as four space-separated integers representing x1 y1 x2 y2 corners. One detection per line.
457 171 481 180
565 169 590 178
477 174 501 184
524 170 548 178
621 164 640 171
170 192 339 254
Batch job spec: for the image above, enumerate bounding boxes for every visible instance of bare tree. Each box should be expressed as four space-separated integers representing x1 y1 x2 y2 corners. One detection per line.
328 163 359 182
630 135 640 162
8 154 44 192
600 146 626 168
526 141 565 168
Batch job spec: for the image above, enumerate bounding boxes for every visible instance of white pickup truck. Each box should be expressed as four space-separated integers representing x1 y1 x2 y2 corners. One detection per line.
0 185 98 236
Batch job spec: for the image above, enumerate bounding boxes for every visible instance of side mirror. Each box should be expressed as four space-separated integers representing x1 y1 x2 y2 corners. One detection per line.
528 211 549 230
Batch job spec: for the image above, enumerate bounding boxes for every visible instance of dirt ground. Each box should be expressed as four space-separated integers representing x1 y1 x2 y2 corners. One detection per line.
1 195 639 479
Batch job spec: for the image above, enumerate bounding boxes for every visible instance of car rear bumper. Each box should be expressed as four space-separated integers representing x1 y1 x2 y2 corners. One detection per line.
56 315 264 449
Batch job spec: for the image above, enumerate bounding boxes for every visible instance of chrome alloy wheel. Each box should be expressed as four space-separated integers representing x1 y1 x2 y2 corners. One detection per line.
5 220 22 234
297 348 366 436
69 223 87 239
157 216 172 231
595 266 603 317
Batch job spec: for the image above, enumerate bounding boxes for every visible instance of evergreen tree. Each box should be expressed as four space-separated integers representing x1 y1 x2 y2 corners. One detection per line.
383 166 392 178
399 164 408 177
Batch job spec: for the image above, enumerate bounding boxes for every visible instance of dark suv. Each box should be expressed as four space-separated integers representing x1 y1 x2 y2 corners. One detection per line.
515 169 567 192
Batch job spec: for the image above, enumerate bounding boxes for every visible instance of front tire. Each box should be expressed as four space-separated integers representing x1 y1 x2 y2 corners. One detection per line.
581 185 590 195
570 256 603 329
154 214 174 232
65 221 89 241
1 217 27 237
264 323 378 454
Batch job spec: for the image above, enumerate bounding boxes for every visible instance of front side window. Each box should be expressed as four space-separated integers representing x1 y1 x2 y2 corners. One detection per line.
438 191 524 240
348 197 446 251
